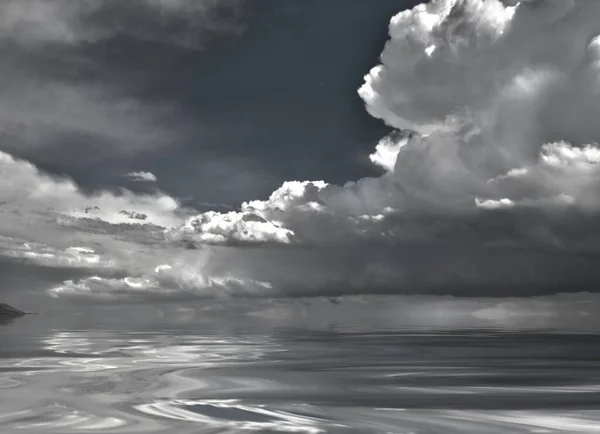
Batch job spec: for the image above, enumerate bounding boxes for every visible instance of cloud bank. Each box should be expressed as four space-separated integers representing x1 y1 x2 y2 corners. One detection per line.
5 0 600 304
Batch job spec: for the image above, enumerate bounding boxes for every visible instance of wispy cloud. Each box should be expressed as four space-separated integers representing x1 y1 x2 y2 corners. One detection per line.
0 0 246 167
125 171 158 183
0 0 246 47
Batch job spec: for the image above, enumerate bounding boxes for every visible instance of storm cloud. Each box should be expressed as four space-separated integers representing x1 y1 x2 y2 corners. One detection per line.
3 0 600 304
0 0 246 176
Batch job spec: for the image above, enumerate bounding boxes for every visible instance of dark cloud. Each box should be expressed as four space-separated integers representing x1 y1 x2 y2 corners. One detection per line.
0 0 248 201
4 0 600 308
2 0 412 206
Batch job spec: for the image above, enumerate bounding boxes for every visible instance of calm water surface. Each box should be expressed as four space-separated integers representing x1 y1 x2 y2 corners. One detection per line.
1 300 600 433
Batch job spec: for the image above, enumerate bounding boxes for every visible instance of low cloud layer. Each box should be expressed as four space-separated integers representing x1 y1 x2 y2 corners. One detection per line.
0 151 182 228
4 0 600 305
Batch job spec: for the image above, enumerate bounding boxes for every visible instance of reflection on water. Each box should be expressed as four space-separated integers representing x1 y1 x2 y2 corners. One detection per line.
2 303 600 433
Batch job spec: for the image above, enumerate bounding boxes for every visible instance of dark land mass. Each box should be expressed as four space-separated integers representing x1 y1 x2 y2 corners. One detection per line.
0 304 27 324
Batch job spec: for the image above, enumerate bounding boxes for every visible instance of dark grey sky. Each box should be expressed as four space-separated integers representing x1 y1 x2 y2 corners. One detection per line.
4 0 417 207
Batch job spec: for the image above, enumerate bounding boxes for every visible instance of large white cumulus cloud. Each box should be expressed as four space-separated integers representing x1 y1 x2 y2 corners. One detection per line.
161 0 600 294
359 0 600 212
170 181 327 246
7 0 600 302
174 0 600 248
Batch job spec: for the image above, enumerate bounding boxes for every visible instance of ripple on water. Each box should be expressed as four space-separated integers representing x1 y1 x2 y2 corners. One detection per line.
2 328 600 433
136 399 328 433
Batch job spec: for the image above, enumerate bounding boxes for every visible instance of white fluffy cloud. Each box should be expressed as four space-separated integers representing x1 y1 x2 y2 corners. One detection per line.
0 151 182 229
358 0 600 213
0 150 189 285
369 133 409 172
167 0 600 252
168 181 327 246
0 236 115 270
48 264 273 301
172 211 294 245
125 171 158 183
158 0 600 293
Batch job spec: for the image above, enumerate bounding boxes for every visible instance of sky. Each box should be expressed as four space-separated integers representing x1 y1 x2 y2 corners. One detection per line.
1 0 407 206
3 0 600 315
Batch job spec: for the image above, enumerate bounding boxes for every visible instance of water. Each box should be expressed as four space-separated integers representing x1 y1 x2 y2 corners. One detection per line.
2 299 600 433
